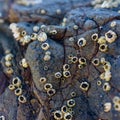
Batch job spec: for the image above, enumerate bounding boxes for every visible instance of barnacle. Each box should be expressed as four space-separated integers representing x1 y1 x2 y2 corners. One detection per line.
30 33 37 40
53 110 63 120
92 58 100 66
5 61 12 67
8 84 15 91
39 77 47 84
63 71 71 78
1 1 120 120
67 99 75 108
18 95 27 103
47 88 56 96
97 81 102 86
79 57 87 65
15 88 22 96
97 36 106 44
105 30 117 43
73 25 79 30
63 64 70 71
61 105 68 113
12 77 21 87
37 32 47 42
99 44 108 52
104 102 112 112
77 38 87 47
41 43 50 51
103 82 111 92
80 82 90 91
71 56 78 63
114 103 120 111
5 67 14 75
20 58 28 68
4 53 13 61
44 83 53 91
64 112 72 120
55 72 62 78
91 33 98 41
70 92 76 97
43 54 51 61
33 26 40 32
20 30 27 37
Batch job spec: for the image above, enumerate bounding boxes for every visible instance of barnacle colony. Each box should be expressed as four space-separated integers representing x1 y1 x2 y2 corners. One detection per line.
8 17 119 120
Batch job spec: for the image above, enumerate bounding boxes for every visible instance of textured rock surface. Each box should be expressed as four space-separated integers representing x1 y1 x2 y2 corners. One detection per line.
0 0 120 120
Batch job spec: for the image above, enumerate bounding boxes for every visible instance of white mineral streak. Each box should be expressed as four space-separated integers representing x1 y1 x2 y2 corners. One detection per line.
16 0 43 6
92 0 120 8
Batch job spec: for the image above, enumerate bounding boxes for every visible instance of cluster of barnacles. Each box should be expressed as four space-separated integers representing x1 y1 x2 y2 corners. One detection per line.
9 19 119 118
0 1 117 119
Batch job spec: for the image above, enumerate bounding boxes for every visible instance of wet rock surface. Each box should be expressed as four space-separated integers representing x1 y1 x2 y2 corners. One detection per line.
0 0 120 120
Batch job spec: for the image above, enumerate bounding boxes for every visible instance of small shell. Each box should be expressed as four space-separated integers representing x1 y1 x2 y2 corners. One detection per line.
61 105 68 114
97 80 102 86
91 33 98 41
99 44 108 52
79 57 87 65
103 82 111 92
73 25 79 30
97 36 106 44
63 71 71 78
70 92 76 97
100 72 105 80
55 72 62 78
15 88 22 96
113 96 120 103
12 77 21 87
38 32 47 42
44 83 53 91
56 9 61 15
103 62 111 71
67 99 75 108
5 53 14 61
54 110 63 120
20 30 27 37
78 64 84 69
33 26 40 32
41 43 50 50
18 95 27 103
104 102 112 112
30 33 37 40
47 88 56 96
63 64 70 71
8 84 15 91
20 58 28 68
110 21 116 27
71 56 78 63
40 9 46 15
43 54 51 61
5 61 12 67
104 71 112 81
39 77 47 84
105 30 117 43
49 30 57 35
80 82 89 91
77 38 86 47
64 113 72 120
114 103 120 111
100 57 106 65
5 67 14 75
45 51 51 55
92 58 100 66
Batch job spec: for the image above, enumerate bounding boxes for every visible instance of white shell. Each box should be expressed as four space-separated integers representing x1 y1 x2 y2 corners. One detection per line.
104 102 112 112
38 32 47 42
